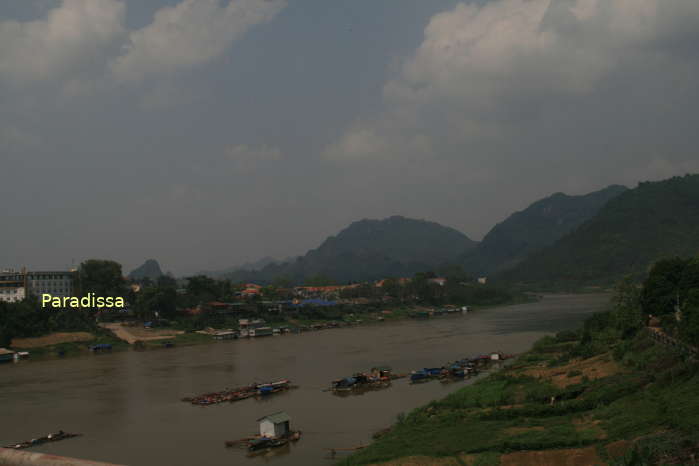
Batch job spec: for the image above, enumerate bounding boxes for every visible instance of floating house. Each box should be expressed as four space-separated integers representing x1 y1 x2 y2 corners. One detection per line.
249 327 273 337
212 330 238 340
258 412 291 438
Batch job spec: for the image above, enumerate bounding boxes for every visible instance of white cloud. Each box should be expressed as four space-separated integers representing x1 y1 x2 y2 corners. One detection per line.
325 0 699 162
0 0 286 93
224 143 282 172
0 0 126 84
110 0 286 82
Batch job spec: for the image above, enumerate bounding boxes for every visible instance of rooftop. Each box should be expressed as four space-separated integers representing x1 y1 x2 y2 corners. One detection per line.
257 411 291 424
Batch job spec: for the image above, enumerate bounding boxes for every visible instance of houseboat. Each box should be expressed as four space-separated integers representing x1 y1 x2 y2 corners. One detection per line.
249 327 273 337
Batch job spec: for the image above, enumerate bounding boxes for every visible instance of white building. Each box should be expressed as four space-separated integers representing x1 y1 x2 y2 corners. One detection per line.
0 270 26 303
258 412 291 438
477 277 488 285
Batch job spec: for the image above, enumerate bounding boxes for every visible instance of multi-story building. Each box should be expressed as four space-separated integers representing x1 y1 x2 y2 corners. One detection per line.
0 269 76 302
26 271 76 298
0 270 26 303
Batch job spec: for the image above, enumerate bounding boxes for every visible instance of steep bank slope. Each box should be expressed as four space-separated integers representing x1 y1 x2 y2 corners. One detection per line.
342 325 699 465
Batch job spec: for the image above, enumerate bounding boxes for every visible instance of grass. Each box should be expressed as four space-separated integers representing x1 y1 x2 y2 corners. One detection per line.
21 330 129 360
340 327 699 465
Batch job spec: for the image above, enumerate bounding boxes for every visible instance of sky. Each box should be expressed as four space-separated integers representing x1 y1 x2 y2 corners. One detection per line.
2 0 699 276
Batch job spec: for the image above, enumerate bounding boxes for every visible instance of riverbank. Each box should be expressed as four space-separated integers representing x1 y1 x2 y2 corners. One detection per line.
340 323 699 465
0 293 607 466
4 296 540 363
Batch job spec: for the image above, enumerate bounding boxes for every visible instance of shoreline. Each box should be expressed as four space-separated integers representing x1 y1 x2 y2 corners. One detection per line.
3 295 541 365
339 315 695 465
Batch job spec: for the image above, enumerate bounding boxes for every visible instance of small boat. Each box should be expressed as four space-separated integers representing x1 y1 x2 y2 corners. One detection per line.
248 437 289 451
331 376 358 391
410 370 429 382
410 367 445 383
89 343 112 352
226 431 301 450
4 431 81 450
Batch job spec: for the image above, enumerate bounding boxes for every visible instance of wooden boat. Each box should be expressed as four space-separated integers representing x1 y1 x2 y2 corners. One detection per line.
410 367 444 383
247 437 288 451
225 431 301 450
4 431 81 450
183 379 291 405
330 367 397 392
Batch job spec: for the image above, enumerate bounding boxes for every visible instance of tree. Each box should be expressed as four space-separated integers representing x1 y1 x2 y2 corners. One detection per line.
640 257 688 315
681 289 699 345
679 257 699 302
303 274 336 286
272 275 292 288
185 275 219 303
79 259 127 299
613 275 642 338
135 284 177 321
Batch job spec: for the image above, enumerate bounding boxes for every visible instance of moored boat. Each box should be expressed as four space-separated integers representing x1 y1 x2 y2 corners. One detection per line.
4 431 81 450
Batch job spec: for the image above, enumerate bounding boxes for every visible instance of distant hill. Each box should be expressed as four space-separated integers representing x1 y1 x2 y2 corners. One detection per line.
201 256 291 278
128 259 163 280
228 216 476 284
459 185 627 276
500 175 699 286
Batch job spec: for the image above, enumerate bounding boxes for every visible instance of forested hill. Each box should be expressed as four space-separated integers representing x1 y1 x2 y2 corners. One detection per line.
500 174 699 286
226 216 476 284
459 185 627 276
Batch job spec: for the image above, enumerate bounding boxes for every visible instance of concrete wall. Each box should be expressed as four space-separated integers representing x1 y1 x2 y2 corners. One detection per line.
0 449 125 466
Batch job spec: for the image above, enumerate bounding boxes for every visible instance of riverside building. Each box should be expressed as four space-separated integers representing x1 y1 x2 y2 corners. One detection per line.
0 270 26 303
26 271 76 298
0 268 76 302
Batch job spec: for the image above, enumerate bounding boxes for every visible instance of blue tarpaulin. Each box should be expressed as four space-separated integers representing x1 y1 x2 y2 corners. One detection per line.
292 299 337 307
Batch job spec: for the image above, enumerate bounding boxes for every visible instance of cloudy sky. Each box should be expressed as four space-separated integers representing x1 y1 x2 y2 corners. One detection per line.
2 0 699 275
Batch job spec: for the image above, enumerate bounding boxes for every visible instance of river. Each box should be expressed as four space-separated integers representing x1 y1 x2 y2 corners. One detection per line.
0 293 609 465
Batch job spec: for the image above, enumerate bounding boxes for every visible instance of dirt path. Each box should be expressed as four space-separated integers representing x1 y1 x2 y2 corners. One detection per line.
100 323 182 344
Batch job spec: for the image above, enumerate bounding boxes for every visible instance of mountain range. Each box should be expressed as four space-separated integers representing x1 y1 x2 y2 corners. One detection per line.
226 216 476 284
500 174 699 286
200 256 294 278
209 174 699 287
458 185 628 276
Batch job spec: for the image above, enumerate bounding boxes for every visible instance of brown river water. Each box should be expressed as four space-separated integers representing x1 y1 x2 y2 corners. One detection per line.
0 294 609 466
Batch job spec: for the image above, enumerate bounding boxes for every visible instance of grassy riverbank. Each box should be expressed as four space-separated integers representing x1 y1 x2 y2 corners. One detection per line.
341 317 699 465
15 331 129 360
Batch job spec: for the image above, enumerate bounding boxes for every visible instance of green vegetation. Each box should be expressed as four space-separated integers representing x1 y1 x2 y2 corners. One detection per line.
459 184 627 276
342 256 699 465
25 332 129 359
79 259 128 297
0 298 100 347
502 174 699 288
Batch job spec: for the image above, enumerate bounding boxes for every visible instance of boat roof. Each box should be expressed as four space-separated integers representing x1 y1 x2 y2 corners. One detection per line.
257 411 291 424
0 348 15 355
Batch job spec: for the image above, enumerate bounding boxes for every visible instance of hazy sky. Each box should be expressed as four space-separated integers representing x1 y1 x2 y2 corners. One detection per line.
2 0 699 275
